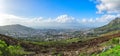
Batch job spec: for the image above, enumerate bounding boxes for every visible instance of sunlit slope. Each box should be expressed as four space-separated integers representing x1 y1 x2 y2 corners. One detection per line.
94 18 120 34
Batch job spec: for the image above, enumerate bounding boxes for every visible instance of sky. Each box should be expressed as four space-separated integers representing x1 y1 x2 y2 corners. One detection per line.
0 0 120 29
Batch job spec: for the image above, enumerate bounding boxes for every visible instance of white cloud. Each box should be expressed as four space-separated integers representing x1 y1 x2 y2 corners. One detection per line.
95 14 117 22
89 0 120 26
55 15 75 23
96 0 120 14
0 13 119 28
0 0 120 29
0 14 80 28
79 18 95 23
0 13 27 26
79 14 120 27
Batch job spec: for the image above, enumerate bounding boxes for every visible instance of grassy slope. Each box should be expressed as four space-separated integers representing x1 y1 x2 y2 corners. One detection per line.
92 37 120 56
94 18 120 35
100 30 120 37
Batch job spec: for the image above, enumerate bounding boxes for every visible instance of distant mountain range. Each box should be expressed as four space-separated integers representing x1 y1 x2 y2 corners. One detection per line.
0 24 35 32
0 22 120 56
0 18 119 38
74 18 120 37
0 24 37 38
0 24 78 38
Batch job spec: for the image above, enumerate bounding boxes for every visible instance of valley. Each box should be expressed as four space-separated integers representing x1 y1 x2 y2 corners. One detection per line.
0 18 119 56
1 0 120 56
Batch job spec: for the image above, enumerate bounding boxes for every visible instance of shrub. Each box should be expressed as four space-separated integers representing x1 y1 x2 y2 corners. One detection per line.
0 40 27 56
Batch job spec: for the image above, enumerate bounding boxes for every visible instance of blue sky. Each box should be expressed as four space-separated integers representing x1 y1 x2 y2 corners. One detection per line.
0 0 120 29
5 0 100 18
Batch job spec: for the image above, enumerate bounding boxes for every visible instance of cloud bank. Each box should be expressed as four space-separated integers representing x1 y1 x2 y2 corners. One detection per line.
96 0 120 14
0 0 120 29
0 13 119 29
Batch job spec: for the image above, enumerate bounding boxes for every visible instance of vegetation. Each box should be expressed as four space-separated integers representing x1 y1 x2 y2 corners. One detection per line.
100 30 120 37
92 37 120 56
94 18 120 35
0 40 27 56
31 38 82 46
0 18 119 56
98 45 120 56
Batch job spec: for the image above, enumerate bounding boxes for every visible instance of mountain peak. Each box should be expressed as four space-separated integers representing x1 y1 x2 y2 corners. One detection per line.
94 17 120 34
0 24 35 33
0 24 33 29
11 24 23 26
109 17 120 25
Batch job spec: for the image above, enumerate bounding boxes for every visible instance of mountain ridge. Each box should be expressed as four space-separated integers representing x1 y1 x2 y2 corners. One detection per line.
93 18 120 34
0 24 36 38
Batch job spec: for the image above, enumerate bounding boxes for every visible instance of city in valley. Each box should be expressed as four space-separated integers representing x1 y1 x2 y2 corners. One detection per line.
0 0 120 56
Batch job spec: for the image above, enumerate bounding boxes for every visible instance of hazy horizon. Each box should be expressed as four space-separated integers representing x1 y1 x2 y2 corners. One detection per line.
0 0 120 29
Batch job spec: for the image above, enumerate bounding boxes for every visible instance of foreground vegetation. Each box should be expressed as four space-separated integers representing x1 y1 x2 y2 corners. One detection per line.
98 45 120 56
0 32 119 56
0 40 28 56
92 37 120 56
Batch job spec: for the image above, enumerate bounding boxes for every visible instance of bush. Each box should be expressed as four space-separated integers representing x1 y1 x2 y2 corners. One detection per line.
0 40 7 55
92 38 120 56
111 38 119 44
0 40 27 56
99 45 120 56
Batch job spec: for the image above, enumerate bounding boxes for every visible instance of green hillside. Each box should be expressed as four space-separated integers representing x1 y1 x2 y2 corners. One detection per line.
94 18 120 34
92 37 120 56
0 40 28 56
0 18 120 56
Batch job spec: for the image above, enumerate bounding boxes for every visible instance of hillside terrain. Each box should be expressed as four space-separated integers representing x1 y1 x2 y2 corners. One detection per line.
0 24 36 38
0 29 120 56
0 24 81 41
0 18 120 56
93 18 120 34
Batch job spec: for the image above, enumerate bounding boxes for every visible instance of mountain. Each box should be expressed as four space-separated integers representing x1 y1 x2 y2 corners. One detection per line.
0 24 34 31
93 17 120 34
0 24 78 39
0 18 120 56
0 24 36 37
0 28 120 56
73 18 120 37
